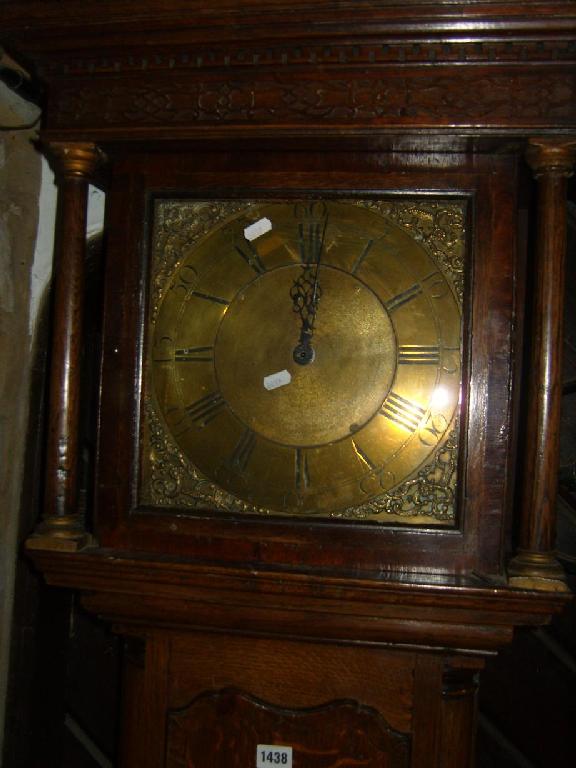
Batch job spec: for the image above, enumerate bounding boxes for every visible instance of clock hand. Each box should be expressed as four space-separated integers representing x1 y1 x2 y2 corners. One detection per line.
290 214 328 365
289 274 316 364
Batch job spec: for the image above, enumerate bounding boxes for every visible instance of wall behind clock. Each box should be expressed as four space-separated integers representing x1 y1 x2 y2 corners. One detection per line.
0 77 43 761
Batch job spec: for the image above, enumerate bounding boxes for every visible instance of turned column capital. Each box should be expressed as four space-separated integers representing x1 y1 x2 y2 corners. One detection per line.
526 137 576 178
46 141 106 181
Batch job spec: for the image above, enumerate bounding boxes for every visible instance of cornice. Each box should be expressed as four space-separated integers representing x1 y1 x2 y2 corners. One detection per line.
2 2 575 141
2 1 576 45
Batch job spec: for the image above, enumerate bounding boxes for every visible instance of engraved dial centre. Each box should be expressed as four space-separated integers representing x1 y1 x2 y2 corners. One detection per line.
214 265 396 447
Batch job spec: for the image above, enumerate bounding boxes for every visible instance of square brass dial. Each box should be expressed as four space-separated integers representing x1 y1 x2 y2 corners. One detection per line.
141 198 466 526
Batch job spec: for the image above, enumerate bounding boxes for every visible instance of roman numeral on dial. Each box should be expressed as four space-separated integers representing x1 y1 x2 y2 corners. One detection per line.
385 270 450 313
398 345 440 365
385 284 423 313
298 221 326 265
350 239 375 275
230 428 256 473
381 392 426 431
175 346 214 362
295 448 310 491
235 242 266 275
185 392 226 427
352 440 378 471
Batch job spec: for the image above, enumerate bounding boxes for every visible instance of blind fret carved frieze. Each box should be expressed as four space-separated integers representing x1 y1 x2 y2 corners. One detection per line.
51 72 576 131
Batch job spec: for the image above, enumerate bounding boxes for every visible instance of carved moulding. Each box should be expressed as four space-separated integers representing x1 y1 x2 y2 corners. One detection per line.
49 71 576 131
41 38 576 78
140 199 465 525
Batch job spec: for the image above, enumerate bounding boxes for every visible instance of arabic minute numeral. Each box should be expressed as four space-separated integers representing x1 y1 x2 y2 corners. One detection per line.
170 265 198 296
293 201 328 220
418 412 449 446
153 335 174 363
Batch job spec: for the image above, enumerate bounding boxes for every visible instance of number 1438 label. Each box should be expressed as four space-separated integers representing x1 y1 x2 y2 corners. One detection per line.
256 744 292 767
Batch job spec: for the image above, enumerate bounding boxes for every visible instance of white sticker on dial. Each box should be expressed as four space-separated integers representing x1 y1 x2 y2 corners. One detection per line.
256 745 293 767
244 217 272 241
263 369 292 391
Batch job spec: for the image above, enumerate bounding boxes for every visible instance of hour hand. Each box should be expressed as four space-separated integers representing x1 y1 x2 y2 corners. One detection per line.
290 268 321 323
290 213 328 364
290 268 321 365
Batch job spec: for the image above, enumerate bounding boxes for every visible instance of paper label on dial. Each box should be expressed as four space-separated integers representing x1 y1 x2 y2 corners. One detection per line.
256 745 292 767
263 369 292 391
244 217 272 241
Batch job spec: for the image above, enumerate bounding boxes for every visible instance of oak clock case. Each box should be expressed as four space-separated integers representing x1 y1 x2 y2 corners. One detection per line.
143 198 465 527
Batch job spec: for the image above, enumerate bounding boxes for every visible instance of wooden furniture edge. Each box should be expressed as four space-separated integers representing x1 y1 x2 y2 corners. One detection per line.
26 547 571 652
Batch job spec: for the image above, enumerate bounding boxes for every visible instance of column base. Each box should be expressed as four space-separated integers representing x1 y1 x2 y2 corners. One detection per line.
508 550 570 592
26 514 95 552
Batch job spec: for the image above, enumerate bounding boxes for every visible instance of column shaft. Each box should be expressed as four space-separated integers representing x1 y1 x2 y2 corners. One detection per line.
509 137 576 590
28 142 103 551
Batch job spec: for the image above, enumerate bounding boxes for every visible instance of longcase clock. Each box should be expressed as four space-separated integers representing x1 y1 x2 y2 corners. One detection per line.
1 1 575 767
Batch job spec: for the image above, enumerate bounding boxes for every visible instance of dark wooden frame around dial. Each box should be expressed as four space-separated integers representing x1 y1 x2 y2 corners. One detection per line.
96 148 518 577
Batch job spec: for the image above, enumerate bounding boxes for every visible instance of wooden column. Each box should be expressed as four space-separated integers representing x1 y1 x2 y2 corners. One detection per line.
28 142 104 552
509 137 576 591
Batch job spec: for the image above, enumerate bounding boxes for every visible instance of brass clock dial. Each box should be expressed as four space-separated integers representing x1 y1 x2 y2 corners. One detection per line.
148 200 463 521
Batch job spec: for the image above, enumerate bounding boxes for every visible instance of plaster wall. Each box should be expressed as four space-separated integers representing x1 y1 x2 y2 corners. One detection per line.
0 82 46 762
